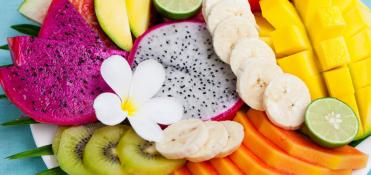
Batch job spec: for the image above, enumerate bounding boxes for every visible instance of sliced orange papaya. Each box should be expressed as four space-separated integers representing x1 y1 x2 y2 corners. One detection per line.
234 112 351 175
247 109 368 170
209 157 244 175
172 167 192 175
186 162 218 175
229 145 284 175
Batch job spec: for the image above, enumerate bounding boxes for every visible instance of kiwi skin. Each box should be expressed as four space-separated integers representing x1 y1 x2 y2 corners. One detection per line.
117 129 186 175
83 125 130 175
52 127 67 155
57 124 101 175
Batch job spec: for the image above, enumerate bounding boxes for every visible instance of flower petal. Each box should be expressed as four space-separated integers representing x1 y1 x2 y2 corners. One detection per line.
128 117 164 142
93 93 126 125
136 97 183 125
101 55 132 100
129 59 166 106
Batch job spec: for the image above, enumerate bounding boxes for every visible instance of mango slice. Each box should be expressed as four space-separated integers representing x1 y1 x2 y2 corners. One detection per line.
209 158 243 175
277 51 327 99
349 58 371 89
356 86 371 135
316 37 350 71
346 28 371 62
271 25 310 57
332 0 356 12
234 112 350 175
229 145 283 175
247 109 368 170
343 3 371 37
255 13 275 37
323 66 355 97
187 162 218 175
308 7 346 44
293 0 332 25
260 0 302 29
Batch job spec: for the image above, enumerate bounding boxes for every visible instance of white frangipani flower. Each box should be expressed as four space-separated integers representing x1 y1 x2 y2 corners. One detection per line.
93 55 183 142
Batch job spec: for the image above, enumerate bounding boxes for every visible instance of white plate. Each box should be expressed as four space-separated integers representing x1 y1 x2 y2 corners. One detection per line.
31 124 371 174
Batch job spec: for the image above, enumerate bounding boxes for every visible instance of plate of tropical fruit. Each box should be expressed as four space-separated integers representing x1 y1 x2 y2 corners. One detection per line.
1 0 371 174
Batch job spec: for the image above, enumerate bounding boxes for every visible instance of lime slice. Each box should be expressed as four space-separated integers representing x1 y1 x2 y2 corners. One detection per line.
154 0 202 20
305 98 359 148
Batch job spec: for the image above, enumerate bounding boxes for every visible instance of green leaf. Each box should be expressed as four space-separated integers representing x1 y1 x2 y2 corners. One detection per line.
350 135 370 147
0 94 6 99
7 145 53 160
11 24 40 36
1 117 38 126
36 167 67 175
0 44 9 50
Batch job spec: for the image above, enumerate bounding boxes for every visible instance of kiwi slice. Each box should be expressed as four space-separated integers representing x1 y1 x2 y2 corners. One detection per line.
117 129 186 175
52 127 67 155
83 125 130 175
57 123 102 175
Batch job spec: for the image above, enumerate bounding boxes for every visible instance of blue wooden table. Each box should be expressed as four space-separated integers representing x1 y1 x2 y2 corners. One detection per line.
0 0 370 174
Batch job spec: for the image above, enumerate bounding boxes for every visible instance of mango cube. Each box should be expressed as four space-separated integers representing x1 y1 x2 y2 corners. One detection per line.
271 25 310 58
260 0 303 29
346 28 371 62
308 7 346 44
255 13 274 37
332 0 355 12
336 93 364 140
316 37 350 71
343 3 371 36
349 58 371 89
293 0 332 25
323 66 354 97
260 37 273 48
356 86 371 135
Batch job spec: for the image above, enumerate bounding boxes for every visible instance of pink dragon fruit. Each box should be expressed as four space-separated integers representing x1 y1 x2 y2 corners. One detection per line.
129 21 243 121
0 36 132 125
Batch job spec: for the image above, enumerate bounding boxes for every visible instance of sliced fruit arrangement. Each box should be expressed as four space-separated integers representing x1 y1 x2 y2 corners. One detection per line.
129 21 243 121
53 124 185 175
258 0 371 139
172 111 368 175
0 0 130 125
202 0 312 130
156 119 244 162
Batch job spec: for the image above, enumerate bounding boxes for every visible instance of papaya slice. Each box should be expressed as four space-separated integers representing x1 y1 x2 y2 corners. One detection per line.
229 145 284 175
234 112 351 175
209 157 244 175
186 162 218 175
247 109 368 170
172 167 192 175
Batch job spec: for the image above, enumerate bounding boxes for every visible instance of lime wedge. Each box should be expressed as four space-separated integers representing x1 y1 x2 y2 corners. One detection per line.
305 98 359 148
154 0 202 20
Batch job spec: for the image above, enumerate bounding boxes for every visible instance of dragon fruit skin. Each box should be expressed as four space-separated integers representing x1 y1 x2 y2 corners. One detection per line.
129 21 243 121
0 36 132 125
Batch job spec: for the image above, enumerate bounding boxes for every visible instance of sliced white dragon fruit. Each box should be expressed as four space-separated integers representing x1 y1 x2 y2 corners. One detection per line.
129 21 243 121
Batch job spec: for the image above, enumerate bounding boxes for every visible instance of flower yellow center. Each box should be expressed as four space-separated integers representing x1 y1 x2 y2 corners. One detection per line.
121 100 136 117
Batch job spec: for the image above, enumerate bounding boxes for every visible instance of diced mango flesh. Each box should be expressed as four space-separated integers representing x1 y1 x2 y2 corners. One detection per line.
323 67 355 97
343 3 371 37
332 0 356 12
316 37 350 71
255 13 275 37
349 58 371 89
346 28 371 62
293 0 332 25
260 0 303 29
356 86 371 135
247 110 368 170
271 25 310 57
308 7 346 44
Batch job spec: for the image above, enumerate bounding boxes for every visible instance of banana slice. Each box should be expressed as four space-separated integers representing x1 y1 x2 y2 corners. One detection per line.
202 0 223 21
187 121 229 162
264 73 311 130
207 0 256 34
213 16 259 64
237 59 284 111
230 38 276 77
216 121 244 158
156 119 209 159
